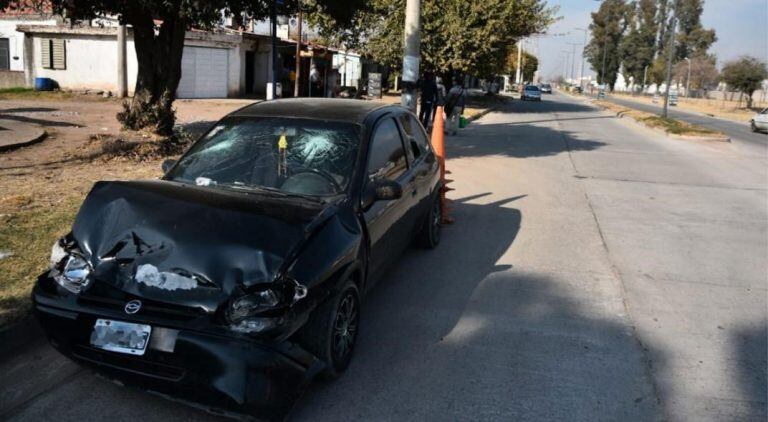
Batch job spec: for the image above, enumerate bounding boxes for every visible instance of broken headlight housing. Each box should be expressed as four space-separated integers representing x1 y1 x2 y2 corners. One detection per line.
225 278 308 334
50 238 93 294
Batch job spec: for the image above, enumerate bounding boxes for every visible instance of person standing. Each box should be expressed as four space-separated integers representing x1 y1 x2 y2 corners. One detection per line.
434 76 447 107
445 78 466 136
419 73 437 127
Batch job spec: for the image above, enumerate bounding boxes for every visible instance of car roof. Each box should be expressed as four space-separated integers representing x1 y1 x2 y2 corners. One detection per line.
230 98 400 124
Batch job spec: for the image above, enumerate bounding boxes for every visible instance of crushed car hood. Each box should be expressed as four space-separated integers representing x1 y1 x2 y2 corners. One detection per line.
72 180 333 313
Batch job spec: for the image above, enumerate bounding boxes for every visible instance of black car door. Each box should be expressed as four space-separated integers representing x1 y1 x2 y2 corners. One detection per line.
363 116 413 279
397 112 438 217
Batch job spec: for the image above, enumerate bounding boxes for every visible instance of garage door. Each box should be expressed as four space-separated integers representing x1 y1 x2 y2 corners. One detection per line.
177 46 228 98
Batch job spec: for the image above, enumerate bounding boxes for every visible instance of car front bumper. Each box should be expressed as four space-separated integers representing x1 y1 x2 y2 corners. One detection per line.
33 277 322 420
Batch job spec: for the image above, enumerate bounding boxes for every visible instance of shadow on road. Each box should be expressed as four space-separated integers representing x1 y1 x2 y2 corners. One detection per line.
447 118 606 160
733 322 768 419
292 193 663 421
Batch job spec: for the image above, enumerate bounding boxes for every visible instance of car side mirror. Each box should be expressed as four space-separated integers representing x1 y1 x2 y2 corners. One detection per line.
161 159 177 173
362 179 403 210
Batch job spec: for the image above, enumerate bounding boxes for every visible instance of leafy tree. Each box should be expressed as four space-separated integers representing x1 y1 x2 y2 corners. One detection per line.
503 45 538 82
721 56 768 109
651 0 716 90
308 0 556 78
620 0 657 89
674 0 716 61
0 0 360 135
585 0 632 90
673 55 718 91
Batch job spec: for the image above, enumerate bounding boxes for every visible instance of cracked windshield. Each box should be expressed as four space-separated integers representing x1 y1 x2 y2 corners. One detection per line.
168 118 359 196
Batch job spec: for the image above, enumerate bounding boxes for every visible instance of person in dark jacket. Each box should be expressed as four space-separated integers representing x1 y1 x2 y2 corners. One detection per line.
419 72 438 127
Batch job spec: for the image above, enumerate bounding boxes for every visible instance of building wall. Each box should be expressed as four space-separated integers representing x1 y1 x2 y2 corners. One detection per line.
0 69 25 88
29 33 138 93
24 30 258 97
0 18 57 72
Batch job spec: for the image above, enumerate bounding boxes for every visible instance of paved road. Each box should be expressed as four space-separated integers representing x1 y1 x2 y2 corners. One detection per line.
1 93 765 421
603 95 768 152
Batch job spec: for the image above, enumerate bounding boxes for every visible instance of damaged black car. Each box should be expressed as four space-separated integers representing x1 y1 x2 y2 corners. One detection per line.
33 98 442 420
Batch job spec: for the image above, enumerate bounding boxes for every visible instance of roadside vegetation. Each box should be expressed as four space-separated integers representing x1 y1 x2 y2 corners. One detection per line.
595 100 724 137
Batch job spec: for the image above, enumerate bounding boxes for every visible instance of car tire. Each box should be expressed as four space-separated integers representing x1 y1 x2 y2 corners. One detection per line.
751 121 758 132
297 278 360 379
416 193 442 249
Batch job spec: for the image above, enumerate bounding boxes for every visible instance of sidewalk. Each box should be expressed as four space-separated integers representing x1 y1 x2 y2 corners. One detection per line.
0 119 46 152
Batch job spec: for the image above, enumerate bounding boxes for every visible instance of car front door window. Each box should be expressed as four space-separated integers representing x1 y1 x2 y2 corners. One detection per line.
367 118 408 182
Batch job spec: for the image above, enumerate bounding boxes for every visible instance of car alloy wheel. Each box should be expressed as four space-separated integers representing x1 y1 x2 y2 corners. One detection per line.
332 291 359 366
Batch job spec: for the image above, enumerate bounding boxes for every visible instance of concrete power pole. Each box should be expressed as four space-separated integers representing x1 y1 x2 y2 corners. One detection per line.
662 0 679 118
117 24 127 98
515 40 523 84
567 42 579 82
400 0 421 111
294 3 302 97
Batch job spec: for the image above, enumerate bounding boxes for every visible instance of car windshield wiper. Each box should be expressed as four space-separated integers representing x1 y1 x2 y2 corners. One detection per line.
217 183 327 203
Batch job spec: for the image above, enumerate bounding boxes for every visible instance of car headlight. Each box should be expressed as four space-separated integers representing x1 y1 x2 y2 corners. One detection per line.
225 278 308 334
50 239 92 294
226 289 283 323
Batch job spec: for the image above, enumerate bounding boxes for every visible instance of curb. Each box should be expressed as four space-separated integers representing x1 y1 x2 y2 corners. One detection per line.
0 130 48 153
0 315 44 360
592 103 731 143
467 106 497 123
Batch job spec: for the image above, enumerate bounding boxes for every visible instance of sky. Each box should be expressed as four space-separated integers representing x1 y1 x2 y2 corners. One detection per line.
537 0 768 81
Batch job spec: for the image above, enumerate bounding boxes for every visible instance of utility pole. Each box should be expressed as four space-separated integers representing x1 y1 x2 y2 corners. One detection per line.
116 23 127 98
293 2 302 97
685 57 691 98
567 42 580 83
516 40 523 84
270 0 279 100
642 64 648 93
575 28 588 87
600 38 608 86
662 0 679 118
400 0 421 111
562 51 571 82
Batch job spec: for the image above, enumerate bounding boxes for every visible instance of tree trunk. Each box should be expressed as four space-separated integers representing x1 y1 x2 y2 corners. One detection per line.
117 12 187 136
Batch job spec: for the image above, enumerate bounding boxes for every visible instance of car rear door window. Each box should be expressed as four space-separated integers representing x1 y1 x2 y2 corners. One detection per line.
367 118 407 181
398 114 430 160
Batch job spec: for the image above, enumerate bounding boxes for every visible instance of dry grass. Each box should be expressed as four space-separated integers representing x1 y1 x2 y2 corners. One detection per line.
595 100 724 137
611 93 761 123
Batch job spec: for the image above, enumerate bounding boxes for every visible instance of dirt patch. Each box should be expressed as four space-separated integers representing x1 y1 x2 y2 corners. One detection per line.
611 93 761 124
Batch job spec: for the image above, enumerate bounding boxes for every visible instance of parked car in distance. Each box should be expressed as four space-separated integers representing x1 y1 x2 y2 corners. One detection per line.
750 108 768 133
33 98 443 420
539 83 552 94
521 85 542 101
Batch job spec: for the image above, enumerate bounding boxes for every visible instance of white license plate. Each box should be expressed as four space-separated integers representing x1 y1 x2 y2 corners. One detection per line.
90 319 151 356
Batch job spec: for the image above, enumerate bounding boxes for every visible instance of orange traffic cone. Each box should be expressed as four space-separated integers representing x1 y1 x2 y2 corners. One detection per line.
430 106 454 224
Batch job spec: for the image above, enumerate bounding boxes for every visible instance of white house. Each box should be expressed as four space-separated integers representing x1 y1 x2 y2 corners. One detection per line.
0 9 57 87
17 24 277 98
